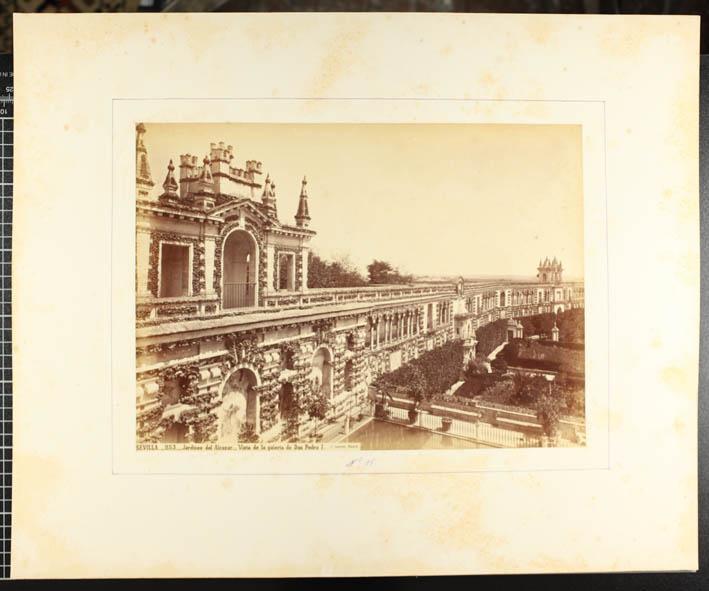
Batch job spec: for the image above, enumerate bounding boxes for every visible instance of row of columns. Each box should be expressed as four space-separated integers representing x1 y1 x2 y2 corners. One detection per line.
438 301 453 324
369 308 422 350
465 286 578 317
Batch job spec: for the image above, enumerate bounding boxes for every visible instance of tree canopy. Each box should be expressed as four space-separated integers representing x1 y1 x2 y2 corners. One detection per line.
307 252 414 288
367 260 413 285
307 252 368 288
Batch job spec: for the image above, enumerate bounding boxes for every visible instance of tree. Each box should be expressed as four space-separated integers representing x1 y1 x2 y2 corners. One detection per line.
511 375 548 408
537 394 562 438
367 260 394 284
407 366 428 409
283 408 301 441
367 259 413 285
302 377 331 438
308 251 367 288
557 308 585 344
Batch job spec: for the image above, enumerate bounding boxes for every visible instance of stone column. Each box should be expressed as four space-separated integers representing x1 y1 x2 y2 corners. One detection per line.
265 244 276 296
204 235 217 296
300 246 309 293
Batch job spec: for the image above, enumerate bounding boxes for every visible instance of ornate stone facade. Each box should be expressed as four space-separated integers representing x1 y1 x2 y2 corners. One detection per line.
135 124 585 444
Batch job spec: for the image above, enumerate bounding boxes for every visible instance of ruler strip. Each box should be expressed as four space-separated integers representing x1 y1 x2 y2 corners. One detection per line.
0 52 12 580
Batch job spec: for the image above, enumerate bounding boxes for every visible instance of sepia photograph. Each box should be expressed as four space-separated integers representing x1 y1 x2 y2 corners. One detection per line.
11 13 699 578
135 122 586 451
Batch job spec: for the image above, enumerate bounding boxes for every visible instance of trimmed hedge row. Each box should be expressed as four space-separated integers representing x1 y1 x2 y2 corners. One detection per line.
501 339 584 375
475 318 509 358
374 340 463 399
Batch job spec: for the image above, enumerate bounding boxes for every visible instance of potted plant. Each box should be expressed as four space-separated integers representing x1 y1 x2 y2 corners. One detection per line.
441 416 453 432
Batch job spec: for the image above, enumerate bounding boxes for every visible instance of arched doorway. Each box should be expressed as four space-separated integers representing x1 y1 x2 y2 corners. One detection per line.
223 229 257 308
311 346 333 399
217 367 259 443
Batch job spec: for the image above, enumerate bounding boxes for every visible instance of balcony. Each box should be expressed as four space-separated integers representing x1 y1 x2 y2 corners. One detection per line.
223 282 256 309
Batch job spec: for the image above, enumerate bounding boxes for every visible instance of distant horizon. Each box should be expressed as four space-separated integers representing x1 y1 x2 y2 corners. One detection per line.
144 123 584 279
378 273 584 285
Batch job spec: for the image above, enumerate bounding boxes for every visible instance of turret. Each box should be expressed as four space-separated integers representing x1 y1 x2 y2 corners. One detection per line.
537 256 563 284
179 154 198 199
192 155 216 210
295 176 311 228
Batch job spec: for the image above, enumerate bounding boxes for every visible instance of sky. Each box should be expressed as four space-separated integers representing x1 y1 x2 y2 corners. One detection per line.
143 123 584 280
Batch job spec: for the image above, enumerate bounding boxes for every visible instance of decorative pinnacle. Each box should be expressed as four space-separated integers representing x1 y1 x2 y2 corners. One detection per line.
295 176 311 227
262 173 277 217
135 122 154 188
161 159 178 197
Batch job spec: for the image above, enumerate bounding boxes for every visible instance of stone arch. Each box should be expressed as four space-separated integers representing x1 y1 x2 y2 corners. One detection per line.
221 228 259 309
217 365 260 443
311 345 334 399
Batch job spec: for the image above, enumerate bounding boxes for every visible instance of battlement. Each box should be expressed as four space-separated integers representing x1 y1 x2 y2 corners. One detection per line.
209 141 234 163
140 125 311 226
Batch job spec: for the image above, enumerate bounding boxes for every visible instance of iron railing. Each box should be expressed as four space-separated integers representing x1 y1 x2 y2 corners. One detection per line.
223 282 256 309
385 406 541 448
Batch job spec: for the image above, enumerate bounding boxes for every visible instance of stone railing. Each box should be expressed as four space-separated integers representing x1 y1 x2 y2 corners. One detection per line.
135 283 456 326
475 399 585 426
136 293 220 322
262 283 455 310
136 280 583 328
